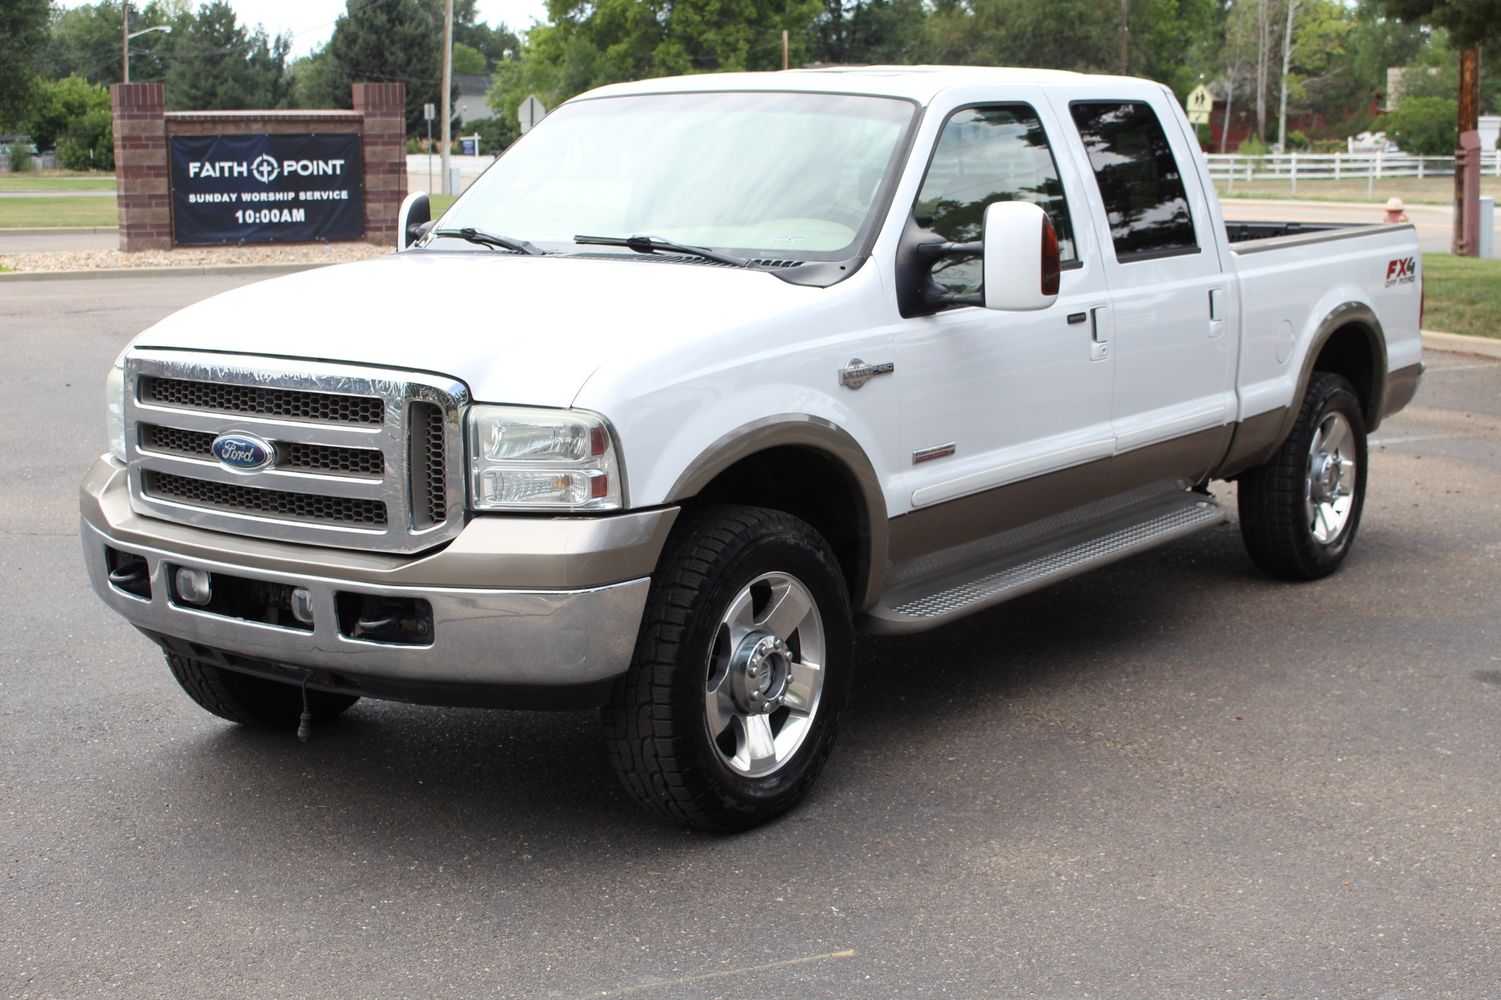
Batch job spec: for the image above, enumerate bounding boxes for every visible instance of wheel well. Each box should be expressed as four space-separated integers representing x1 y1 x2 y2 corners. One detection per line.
1312 324 1378 424
686 446 868 601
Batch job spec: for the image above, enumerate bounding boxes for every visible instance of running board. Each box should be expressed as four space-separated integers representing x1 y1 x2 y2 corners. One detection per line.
862 492 1228 634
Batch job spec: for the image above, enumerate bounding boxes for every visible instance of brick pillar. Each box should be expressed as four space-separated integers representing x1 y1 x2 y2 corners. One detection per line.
353 82 407 246
110 83 171 252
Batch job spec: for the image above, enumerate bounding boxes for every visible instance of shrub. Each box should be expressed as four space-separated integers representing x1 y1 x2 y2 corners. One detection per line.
57 108 114 171
1377 97 1458 156
9 143 33 172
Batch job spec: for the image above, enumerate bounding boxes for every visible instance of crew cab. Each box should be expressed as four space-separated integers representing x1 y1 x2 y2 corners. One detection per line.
81 67 1423 831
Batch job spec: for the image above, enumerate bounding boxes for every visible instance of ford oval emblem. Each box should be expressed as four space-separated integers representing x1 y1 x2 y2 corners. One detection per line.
211 433 276 472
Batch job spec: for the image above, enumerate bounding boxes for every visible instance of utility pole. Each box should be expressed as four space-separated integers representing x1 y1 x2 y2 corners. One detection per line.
440 0 454 195
782 29 789 71
122 1 130 83
1119 0 1129 75
1454 46 1480 256
1276 0 1298 153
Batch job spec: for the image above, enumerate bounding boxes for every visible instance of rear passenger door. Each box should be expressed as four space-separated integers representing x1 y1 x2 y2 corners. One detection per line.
1061 97 1236 490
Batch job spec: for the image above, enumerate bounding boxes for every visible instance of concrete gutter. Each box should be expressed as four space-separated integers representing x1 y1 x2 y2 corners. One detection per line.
0 261 329 283
1423 330 1501 359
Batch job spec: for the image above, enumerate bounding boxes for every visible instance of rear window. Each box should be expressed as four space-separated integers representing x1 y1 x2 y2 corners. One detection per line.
1069 101 1197 260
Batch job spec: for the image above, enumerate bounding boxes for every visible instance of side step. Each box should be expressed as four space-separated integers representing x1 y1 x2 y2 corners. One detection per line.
862 490 1228 634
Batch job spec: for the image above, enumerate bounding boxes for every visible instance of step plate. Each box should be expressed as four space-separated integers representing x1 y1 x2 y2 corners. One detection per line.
870 497 1226 632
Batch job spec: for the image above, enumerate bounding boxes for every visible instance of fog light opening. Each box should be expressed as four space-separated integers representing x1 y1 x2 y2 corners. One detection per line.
174 567 213 606
290 588 315 626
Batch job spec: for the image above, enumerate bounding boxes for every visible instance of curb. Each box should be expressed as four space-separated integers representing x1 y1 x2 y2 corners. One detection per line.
1422 329 1501 359
0 261 331 283
0 226 118 236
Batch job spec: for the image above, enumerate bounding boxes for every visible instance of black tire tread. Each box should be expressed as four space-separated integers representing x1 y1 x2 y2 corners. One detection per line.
602 505 850 832
1238 372 1366 581
165 652 357 730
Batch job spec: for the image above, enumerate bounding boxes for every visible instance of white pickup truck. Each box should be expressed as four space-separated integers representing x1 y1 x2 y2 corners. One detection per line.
82 67 1423 830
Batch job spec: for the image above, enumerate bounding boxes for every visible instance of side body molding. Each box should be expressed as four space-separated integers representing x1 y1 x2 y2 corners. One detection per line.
666 414 890 611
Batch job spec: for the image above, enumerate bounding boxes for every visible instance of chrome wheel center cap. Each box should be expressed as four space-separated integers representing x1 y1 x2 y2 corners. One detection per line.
731 633 792 715
1313 453 1340 501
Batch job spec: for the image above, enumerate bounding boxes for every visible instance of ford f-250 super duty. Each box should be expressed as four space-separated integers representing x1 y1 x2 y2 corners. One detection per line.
81 67 1423 831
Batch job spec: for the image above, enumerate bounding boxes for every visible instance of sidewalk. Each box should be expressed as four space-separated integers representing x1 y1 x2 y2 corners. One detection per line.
0 227 116 253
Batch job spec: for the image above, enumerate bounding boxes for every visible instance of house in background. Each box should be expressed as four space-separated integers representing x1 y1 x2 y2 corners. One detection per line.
455 75 492 125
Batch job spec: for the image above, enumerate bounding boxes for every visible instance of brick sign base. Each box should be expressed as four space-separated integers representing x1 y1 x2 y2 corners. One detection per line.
110 83 407 252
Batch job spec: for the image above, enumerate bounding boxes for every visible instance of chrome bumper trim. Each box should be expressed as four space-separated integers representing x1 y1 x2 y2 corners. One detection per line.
81 460 665 689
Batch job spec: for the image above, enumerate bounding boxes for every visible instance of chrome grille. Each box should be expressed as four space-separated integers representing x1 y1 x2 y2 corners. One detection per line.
140 424 385 477
409 402 447 529
144 471 389 526
139 375 385 424
124 351 468 554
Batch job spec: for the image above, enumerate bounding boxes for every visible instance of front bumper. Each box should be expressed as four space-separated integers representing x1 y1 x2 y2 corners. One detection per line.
81 458 676 701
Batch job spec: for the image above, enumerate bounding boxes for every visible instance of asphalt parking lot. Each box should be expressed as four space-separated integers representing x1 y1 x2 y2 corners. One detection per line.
3 272 1499 999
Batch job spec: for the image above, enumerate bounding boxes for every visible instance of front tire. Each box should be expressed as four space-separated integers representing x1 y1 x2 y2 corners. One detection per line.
603 505 853 832
1238 372 1368 580
166 653 359 730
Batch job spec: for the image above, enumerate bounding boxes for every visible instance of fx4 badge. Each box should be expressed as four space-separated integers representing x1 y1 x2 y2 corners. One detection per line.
1385 257 1417 288
839 358 894 390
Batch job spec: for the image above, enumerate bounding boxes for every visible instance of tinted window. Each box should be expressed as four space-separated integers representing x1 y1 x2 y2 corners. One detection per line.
1069 101 1197 259
913 105 1076 295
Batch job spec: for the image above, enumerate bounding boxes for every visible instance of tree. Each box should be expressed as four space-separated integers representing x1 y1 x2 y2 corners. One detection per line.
24 75 111 150
45 2 124 85
57 108 115 170
928 0 1118 71
808 0 929 66
286 47 340 108
163 2 289 111
1377 94 1457 153
325 0 443 132
0 0 49 129
452 41 487 75
1373 0 1501 47
489 0 822 119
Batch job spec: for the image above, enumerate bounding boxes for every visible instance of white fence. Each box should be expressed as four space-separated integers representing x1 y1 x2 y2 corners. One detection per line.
1205 151 1501 197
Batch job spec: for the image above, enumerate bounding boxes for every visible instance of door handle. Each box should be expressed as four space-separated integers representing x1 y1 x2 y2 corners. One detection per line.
1089 306 1109 362
1208 288 1226 339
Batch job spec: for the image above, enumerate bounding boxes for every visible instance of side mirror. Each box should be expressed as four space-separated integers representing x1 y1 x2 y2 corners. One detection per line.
981 201 1061 311
397 191 431 251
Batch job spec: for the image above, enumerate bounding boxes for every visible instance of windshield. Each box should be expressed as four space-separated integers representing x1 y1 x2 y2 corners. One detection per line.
430 90 916 260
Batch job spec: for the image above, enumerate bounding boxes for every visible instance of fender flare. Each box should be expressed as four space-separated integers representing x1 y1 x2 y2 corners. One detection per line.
666 414 889 610
1273 301 1388 448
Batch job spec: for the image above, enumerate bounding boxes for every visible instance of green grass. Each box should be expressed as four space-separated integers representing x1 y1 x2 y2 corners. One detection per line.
428 193 458 216
0 195 118 228
0 173 116 192
1422 253 1501 339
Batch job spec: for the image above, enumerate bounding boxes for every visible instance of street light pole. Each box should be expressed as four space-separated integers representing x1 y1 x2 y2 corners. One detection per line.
122 3 172 86
440 0 454 195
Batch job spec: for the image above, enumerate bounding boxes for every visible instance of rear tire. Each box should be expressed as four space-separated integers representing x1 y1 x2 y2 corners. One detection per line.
166 653 358 730
603 505 853 832
1238 372 1368 581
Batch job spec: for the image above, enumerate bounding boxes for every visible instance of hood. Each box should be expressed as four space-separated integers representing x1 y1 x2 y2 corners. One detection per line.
133 251 823 406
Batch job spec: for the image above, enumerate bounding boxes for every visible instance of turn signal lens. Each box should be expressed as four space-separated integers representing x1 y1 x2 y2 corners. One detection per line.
105 360 127 463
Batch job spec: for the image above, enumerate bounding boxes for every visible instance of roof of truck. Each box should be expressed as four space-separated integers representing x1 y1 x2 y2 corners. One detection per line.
580 66 1160 105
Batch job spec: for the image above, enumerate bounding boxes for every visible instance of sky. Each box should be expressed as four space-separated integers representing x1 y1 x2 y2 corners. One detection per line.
59 0 553 57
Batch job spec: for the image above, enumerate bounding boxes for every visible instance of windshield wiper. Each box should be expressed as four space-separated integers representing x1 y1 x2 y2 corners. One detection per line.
574 234 748 268
431 227 544 256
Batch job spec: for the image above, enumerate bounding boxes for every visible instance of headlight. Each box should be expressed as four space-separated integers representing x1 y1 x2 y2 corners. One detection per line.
466 405 623 511
105 359 127 463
